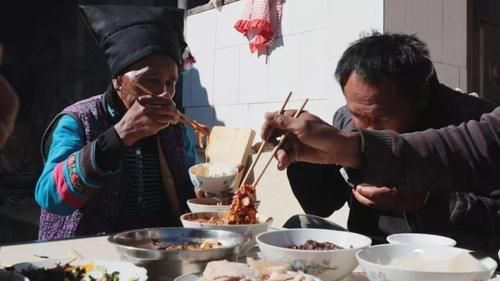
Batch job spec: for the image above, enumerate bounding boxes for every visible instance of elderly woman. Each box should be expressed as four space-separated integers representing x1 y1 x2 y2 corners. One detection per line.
35 5 198 240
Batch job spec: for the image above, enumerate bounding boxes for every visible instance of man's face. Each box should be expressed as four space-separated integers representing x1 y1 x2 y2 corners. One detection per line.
344 72 421 133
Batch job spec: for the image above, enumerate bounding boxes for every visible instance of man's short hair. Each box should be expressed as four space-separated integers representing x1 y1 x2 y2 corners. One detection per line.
334 32 437 100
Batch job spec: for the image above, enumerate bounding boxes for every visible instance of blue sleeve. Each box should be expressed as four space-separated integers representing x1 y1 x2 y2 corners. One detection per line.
35 115 86 215
35 115 114 215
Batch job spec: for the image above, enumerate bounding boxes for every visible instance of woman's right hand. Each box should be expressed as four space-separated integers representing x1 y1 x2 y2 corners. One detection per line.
114 94 179 146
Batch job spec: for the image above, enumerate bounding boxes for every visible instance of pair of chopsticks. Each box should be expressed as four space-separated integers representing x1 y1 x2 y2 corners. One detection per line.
240 92 308 188
123 78 208 134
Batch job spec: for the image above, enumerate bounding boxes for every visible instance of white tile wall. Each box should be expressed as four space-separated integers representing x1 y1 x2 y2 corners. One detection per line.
299 29 330 100
406 0 443 62
384 0 407 33
384 0 468 90
213 104 250 128
238 45 268 104
443 0 467 68
186 9 217 54
326 0 384 58
280 0 328 36
185 51 215 107
267 35 301 102
213 46 240 105
434 62 460 89
215 1 248 49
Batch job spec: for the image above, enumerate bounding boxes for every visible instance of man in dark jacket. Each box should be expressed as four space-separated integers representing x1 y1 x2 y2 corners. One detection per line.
286 33 500 255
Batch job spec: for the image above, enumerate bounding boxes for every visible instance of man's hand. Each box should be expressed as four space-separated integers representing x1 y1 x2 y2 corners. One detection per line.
352 184 429 211
114 93 179 146
261 110 362 170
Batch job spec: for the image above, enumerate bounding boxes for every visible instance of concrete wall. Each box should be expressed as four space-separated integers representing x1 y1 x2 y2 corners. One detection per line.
384 0 468 91
183 0 384 227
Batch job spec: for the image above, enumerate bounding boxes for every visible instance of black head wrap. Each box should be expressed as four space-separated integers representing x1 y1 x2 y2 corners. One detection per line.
79 5 186 77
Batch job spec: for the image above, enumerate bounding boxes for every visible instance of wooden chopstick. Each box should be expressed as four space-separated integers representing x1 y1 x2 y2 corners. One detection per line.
124 79 203 131
240 92 293 186
252 98 309 188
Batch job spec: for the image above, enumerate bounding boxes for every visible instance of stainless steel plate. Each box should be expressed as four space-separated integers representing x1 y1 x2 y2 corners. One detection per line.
108 227 245 281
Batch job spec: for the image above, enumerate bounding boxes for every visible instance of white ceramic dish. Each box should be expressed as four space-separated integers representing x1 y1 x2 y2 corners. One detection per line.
386 233 457 247
180 211 272 253
186 197 231 213
356 244 497 281
174 271 322 281
14 259 148 281
256 229 372 281
189 163 238 196
186 198 261 213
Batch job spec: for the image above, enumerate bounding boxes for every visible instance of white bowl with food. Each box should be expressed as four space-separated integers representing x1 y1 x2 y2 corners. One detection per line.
256 228 372 281
186 197 261 213
356 244 497 281
186 197 231 213
387 233 457 247
188 163 239 196
180 211 272 253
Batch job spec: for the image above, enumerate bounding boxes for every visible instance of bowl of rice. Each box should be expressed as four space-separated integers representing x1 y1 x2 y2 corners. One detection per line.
188 163 239 196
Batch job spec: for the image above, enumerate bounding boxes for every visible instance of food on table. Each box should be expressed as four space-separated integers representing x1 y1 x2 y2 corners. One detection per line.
224 184 258 225
192 164 235 178
15 262 121 281
287 240 345 250
151 238 223 250
191 119 210 149
200 260 315 281
192 214 227 225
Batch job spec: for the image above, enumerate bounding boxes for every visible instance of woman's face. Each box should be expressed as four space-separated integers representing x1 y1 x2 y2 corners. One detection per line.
116 53 179 108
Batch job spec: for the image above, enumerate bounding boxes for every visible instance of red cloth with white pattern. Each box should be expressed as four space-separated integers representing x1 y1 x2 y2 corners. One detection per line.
234 0 283 53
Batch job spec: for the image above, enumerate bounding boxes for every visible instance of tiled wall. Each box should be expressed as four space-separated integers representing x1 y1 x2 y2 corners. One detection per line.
183 0 384 139
183 0 384 227
384 0 468 91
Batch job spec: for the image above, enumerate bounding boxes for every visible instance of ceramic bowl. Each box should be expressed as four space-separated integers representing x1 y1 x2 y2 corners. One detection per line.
188 163 238 196
256 228 372 281
356 244 497 281
186 198 260 213
386 233 456 247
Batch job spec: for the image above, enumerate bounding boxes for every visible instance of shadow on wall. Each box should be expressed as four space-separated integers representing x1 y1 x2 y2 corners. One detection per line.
182 67 224 150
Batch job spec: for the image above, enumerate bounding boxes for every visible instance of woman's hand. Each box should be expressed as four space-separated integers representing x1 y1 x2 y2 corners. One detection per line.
261 111 362 170
114 93 179 146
